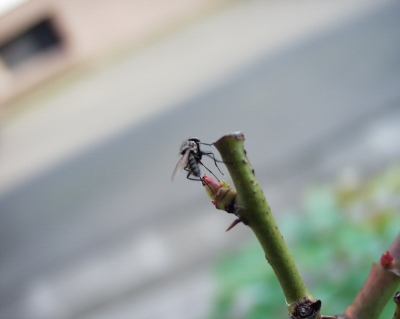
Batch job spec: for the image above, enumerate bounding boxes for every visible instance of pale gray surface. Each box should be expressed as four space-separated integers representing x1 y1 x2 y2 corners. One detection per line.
1 1 400 318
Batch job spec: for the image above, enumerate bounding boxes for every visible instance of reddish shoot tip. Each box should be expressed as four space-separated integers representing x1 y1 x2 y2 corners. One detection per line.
380 251 394 268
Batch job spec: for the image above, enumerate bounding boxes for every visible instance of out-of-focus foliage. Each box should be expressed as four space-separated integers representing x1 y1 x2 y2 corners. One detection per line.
207 163 400 319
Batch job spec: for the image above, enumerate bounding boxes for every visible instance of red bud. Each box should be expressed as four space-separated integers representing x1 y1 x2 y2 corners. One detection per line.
202 174 222 199
380 251 394 268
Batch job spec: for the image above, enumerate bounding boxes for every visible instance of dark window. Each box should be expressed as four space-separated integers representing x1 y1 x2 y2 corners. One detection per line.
0 18 61 69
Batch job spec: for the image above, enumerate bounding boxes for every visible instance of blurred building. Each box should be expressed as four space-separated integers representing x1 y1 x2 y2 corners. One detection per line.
0 0 226 106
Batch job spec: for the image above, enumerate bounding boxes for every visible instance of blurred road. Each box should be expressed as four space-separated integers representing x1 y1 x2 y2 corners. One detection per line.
1 1 400 318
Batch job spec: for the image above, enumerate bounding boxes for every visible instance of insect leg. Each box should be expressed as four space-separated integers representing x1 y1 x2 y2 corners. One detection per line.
202 152 224 175
198 160 220 181
186 175 202 181
184 166 201 181
185 168 214 194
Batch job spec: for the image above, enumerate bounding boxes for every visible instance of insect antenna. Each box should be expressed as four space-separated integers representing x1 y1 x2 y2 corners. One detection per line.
197 141 212 146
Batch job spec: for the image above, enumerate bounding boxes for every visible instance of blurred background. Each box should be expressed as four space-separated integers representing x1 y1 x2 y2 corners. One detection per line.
1 0 400 318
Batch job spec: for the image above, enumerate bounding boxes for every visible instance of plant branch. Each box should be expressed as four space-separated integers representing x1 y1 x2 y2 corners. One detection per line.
392 291 400 319
213 132 313 306
343 232 400 319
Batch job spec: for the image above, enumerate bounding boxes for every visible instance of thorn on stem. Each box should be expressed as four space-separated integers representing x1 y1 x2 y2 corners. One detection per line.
226 218 242 232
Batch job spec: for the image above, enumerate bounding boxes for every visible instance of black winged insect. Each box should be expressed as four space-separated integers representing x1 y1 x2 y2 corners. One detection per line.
172 137 223 183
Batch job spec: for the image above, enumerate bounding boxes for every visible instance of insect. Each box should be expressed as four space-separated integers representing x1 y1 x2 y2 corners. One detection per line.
171 137 223 182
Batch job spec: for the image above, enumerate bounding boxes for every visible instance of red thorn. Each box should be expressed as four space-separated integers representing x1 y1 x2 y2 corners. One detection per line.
226 218 242 232
380 251 394 268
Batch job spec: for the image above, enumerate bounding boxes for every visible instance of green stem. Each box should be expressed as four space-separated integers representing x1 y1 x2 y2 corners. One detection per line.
214 132 312 305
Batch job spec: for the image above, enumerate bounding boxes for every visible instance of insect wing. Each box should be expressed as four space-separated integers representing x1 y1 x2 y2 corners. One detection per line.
171 148 190 180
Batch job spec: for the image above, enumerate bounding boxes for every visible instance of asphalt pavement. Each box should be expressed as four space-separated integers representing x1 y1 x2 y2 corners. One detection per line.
1 1 400 318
